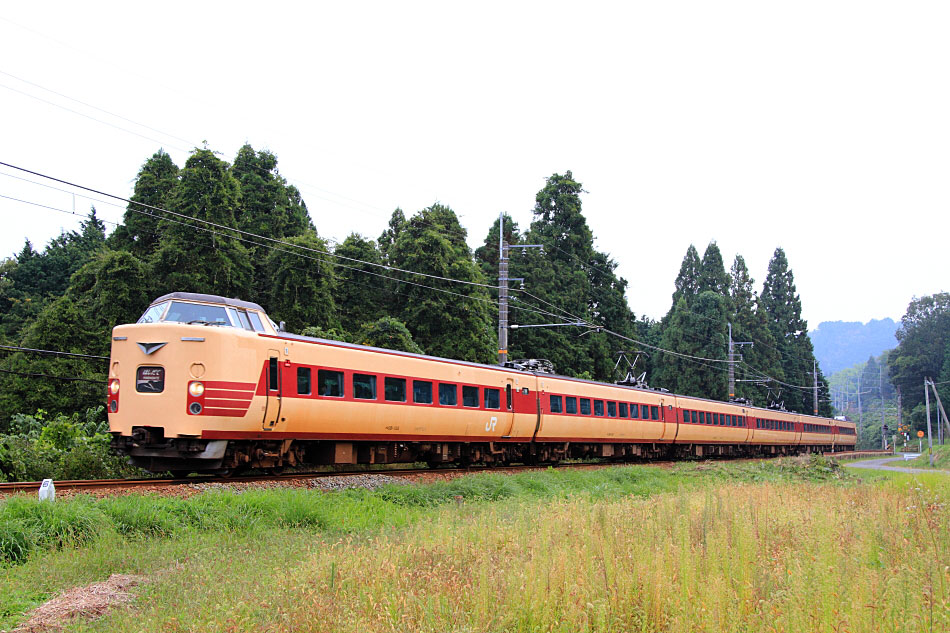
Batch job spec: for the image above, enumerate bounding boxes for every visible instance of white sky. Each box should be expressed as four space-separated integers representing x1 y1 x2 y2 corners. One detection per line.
1 1 947 327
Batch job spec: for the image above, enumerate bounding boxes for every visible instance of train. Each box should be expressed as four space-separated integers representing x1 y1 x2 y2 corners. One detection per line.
107 292 856 474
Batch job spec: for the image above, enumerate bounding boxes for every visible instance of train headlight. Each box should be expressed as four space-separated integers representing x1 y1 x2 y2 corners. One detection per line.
188 381 205 397
109 379 120 395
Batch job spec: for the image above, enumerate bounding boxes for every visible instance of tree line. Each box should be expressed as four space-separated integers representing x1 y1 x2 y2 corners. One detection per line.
0 146 831 425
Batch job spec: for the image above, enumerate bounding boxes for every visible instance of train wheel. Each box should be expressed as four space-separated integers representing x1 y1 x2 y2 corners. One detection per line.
169 470 190 479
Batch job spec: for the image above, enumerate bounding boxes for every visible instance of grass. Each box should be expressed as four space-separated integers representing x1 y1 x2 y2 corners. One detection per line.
905 444 950 470
2 456 946 632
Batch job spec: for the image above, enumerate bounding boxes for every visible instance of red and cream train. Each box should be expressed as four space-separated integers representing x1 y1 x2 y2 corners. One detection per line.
108 293 855 474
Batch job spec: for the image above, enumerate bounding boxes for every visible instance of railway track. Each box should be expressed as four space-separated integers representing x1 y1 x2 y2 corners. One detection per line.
1 451 871 497
0 462 616 496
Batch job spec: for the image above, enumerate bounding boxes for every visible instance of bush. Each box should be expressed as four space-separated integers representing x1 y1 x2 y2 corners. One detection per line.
0 407 144 481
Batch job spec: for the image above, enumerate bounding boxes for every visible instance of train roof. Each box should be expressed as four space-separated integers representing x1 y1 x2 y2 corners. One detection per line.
151 292 265 313
269 331 842 423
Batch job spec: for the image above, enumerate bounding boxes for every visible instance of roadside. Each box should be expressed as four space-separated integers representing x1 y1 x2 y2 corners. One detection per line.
845 455 950 475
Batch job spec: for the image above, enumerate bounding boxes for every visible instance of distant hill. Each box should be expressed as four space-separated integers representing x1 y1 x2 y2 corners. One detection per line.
809 319 899 375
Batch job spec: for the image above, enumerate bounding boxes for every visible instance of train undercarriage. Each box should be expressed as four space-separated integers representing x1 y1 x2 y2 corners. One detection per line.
112 427 846 475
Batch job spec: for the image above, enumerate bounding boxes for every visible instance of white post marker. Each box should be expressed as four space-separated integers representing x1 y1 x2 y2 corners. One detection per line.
38 479 55 502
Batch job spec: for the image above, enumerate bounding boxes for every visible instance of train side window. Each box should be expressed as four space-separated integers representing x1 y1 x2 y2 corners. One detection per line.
247 311 267 333
550 395 563 413
650 406 659 420
630 404 639 419
462 385 479 407
384 377 406 402
700 411 706 424
297 367 311 395
413 380 433 404
607 401 617 417
691 410 698 424
506 384 512 410
580 398 592 415
353 373 377 400
594 400 604 416
268 357 279 391
484 388 500 410
228 308 252 330
438 383 457 406
641 404 649 419
317 370 343 397
565 397 577 414
619 402 628 418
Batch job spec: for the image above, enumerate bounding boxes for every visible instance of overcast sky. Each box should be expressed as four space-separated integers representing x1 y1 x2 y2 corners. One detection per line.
1 2 947 328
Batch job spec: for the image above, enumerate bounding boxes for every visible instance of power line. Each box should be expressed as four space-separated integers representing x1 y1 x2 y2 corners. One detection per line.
0 367 107 384
0 345 109 361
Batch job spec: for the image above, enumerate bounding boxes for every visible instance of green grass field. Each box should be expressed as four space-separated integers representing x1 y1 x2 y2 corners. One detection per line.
1 457 947 632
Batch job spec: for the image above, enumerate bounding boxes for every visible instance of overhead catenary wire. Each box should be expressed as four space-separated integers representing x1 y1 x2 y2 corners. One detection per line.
0 344 109 361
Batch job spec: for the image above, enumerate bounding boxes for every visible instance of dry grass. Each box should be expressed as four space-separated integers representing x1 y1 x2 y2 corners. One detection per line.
10 574 146 632
256 482 948 632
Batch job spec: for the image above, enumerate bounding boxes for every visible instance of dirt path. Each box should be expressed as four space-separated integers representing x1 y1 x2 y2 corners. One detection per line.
845 455 949 475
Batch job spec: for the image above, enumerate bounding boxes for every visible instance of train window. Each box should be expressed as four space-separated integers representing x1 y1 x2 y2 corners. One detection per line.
484 388 500 410
297 367 311 395
164 301 230 326
630 404 639 419
385 377 406 402
594 400 604 416
550 395 563 413
137 302 169 324
413 380 433 404
235 309 253 330
608 401 617 417
700 411 706 424
640 404 648 419
650 406 659 420
710 413 717 425
353 374 377 400
565 397 577 414
619 402 628 418
506 384 512 410
268 358 279 391
247 312 267 333
438 383 457 406
462 385 479 407
318 370 343 397
580 398 591 415
691 410 698 424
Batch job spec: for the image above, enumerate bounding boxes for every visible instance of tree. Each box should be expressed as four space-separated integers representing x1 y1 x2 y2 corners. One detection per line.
508 172 638 380
760 247 829 415
333 234 388 330
378 208 406 260
889 292 950 412
0 249 150 425
653 292 728 399
474 212 520 281
108 149 179 257
150 149 252 298
697 241 730 296
388 204 495 363
353 317 423 354
262 231 337 333
671 245 702 307
728 255 783 405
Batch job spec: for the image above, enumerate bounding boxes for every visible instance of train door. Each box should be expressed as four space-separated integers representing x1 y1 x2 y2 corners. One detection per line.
262 350 281 430
499 378 516 436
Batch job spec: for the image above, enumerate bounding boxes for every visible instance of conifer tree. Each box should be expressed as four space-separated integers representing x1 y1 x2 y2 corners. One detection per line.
150 149 252 298
263 231 337 333
388 204 495 363
697 241 730 296
671 245 702 307
728 255 783 405
474 212 520 281
108 149 179 257
333 234 388 331
654 292 728 399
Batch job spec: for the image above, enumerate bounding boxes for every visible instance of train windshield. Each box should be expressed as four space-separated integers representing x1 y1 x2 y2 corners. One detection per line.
163 301 232 326
137 302 169 324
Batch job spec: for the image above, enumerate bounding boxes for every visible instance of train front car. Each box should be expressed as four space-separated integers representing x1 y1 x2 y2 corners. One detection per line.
108 293 279 475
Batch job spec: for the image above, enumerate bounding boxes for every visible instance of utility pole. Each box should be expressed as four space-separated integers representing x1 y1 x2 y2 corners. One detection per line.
727 323 752 402
880 363 886 450
813 359 819 416
496 212 543 365
897 386 902 445
857 374 863 434
927 378 950 444
925 378 934 466
497 214 508 365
